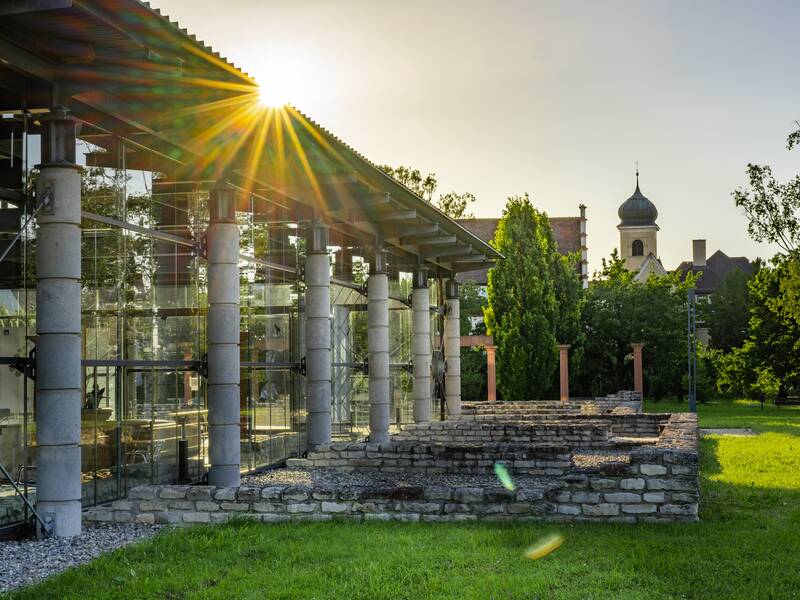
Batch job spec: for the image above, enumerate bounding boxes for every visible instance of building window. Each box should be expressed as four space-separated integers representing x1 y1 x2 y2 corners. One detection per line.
632 239 644 256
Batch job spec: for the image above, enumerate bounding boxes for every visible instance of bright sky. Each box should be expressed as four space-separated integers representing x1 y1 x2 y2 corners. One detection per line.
156 0 798 272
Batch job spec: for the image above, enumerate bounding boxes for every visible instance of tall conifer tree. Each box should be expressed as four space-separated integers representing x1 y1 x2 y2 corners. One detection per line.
485 194 562 400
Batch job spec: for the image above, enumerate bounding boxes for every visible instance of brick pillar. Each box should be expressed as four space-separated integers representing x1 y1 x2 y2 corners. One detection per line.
558 344 570 402
486 345 497 402
632 343 645 399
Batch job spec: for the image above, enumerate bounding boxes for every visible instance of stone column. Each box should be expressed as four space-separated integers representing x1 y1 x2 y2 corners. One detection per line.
35 108 82 537
368 248 390 444
206 183 241 487
305 221 332 448
444 280 461 417
558 344 571 402
632 343 645 399
411 267 432 424
486 345 497 402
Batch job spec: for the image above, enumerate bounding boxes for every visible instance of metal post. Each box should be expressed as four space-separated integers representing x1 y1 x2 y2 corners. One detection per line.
444 279 461 417
412 266 432 423
368 248 390 444
305 221 332 448
688 288 697 413
35 108 81 537
207 182 241 487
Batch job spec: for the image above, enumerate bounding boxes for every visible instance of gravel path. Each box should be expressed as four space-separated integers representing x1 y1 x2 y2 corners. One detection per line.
0 523 161 594
242 467 553 491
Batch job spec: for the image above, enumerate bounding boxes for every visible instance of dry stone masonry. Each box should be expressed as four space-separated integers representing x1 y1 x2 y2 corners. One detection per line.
85 403 699 525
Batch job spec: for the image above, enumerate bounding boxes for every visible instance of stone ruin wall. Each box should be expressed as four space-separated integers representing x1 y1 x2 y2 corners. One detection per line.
460 395 642 417
396 414 669 443
85 413 699 525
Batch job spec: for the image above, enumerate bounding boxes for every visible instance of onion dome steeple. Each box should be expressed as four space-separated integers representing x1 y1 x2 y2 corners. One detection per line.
618 168 658 227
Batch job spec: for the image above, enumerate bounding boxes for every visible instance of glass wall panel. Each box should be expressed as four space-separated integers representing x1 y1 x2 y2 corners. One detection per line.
78 147 209 506
331 283 368 439
240 202 303 472
0 113 36 528
389 294 413 430
329 268 417 440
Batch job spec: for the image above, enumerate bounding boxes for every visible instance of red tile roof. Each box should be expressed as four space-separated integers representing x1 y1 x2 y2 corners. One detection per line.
455 215 583 284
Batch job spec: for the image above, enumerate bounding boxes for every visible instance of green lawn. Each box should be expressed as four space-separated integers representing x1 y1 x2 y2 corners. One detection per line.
11 401 800 600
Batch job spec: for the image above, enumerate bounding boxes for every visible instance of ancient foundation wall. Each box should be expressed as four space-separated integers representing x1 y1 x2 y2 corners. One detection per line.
449 413 669 439
85 414 698 524
460 396 642 417
286 442 574 477
393 421 610 446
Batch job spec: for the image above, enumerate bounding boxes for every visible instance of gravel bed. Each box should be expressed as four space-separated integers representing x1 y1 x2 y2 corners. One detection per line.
0 523 161 594
242 467 552 491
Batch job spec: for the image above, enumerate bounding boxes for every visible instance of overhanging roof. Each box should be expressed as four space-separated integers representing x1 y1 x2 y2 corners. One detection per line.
0 0 500 276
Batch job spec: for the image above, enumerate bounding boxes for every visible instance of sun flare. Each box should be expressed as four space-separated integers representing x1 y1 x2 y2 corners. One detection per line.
258 84 288 108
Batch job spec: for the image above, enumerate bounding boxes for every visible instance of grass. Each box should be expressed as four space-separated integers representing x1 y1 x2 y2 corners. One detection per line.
10 400 800 599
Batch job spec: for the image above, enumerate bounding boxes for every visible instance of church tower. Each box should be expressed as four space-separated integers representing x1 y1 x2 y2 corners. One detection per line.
617 170 659 271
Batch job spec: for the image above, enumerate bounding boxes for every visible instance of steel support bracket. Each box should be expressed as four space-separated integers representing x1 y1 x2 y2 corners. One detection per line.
197 354 208 379
8 348 35 381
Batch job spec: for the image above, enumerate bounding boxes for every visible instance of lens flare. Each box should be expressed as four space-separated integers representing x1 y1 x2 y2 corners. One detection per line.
525 533 564 560
494 462 515 491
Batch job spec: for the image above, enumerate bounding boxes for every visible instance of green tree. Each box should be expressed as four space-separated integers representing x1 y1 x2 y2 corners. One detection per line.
459 280 488 401
438 191 476 220
778 258 800 326
574 250 696 399
706 268 755 352
717 125 800 400
714 343 755 398
377 165 437 202
484 194 561 400
377 164 475 219
732 163 800 255
744 257 800 396
787 120 800 151
733 124 800 256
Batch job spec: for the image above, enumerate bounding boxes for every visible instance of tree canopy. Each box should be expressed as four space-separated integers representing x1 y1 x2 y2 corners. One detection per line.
484 194 579 400
733 124 800 255
712 124 800 399
573 251 696 399
377 164 475 219
705 268 755 352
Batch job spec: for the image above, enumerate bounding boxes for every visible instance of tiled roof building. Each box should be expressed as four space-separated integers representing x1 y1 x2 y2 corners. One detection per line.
456 205 588 286
674 240 754 295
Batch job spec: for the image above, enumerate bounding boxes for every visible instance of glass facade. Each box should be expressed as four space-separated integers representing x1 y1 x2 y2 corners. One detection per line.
0 119 437 528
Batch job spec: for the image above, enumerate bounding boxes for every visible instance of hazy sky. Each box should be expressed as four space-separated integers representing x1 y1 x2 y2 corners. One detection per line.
155 0 799 272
